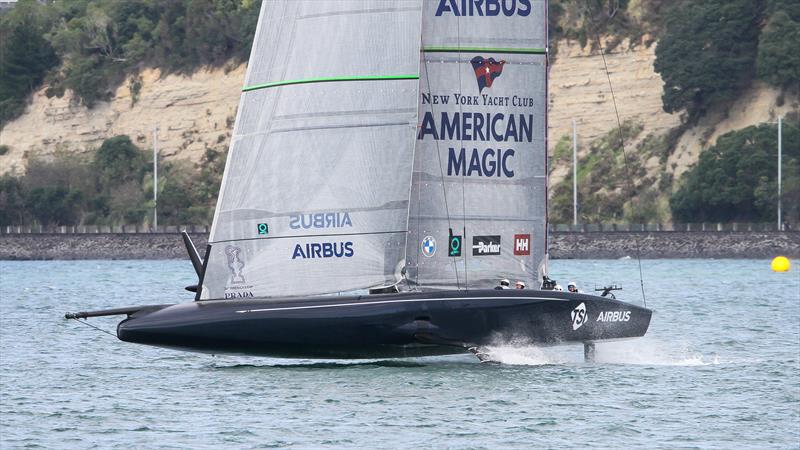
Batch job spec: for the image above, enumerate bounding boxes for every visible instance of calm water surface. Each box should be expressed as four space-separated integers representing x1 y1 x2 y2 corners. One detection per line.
1 259 798 448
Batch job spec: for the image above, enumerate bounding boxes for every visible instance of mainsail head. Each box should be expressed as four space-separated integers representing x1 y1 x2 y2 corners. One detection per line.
201 0 424 299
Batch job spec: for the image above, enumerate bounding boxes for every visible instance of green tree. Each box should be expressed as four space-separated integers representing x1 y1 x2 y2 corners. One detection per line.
757 11 800 89
0 0 59 126
45 0 261 106
92 135 149 188
654 0 762 119
91 135 151 223
0 174 27 226
24 186 83 226
670 121 800 223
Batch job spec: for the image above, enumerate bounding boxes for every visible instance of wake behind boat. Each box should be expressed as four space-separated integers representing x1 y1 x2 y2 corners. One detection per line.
66 0 652 362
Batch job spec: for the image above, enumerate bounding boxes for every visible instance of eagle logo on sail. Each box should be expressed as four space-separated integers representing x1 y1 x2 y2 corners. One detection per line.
470 56 506 92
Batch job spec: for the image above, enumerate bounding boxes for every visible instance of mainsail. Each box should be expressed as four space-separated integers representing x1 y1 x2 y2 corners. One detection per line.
201 0 423 299
405 0 548 290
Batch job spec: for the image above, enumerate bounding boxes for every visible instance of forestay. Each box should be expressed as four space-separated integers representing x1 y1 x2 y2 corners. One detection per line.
201 0 423 299
405 0 548 290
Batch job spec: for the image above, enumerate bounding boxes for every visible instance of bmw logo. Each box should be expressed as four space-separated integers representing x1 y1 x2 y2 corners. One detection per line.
421 236 436 257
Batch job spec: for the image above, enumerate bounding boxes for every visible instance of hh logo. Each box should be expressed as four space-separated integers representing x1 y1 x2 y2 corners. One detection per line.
514 234 530 256
571 302 587 330
470 56 505 92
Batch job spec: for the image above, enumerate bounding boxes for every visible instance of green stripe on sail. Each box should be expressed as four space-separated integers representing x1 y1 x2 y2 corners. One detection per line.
242 74 419 92
422 46 546 55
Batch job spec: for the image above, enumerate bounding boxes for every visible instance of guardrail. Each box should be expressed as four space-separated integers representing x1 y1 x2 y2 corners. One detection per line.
0 223 794 234
549 223 795 232
0 225 209 234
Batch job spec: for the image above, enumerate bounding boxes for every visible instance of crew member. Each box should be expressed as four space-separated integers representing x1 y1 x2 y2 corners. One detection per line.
515 281 526 289
495 279 511 290
567 281 579 293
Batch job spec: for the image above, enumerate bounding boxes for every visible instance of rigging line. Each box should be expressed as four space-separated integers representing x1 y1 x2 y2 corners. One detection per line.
412 19 425 292
595 34 647 307
421 42 461 290
456 15 468 290
69 318 117 338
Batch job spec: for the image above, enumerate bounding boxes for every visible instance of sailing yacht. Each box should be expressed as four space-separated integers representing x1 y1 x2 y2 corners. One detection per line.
67 0 651 361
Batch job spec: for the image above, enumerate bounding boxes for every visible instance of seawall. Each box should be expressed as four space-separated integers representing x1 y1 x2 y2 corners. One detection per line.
0 231 797 260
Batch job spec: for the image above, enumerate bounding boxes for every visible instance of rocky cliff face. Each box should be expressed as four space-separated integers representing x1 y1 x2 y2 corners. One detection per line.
0 65 245 175
547 38 680 184
668 82 798 179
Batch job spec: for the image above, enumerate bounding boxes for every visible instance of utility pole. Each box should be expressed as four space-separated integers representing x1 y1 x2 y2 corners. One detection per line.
573 119 578 226
153 127 158 230
778 116 782 231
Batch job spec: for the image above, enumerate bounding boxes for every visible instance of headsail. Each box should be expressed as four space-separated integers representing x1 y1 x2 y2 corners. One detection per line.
201 0 423 299
405 0 548 290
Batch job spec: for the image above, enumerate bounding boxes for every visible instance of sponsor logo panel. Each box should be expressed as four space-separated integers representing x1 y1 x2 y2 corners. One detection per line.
596 311 631 323
416 50 541 180
447 147 515 178
514 234 530 255
289 212 352 230
225 246 246 284
571 302 587 330
224 245 254 299
422 236 437 257
434 0 532 17
472 235 501 256
449 235 462 257
471 56 506 92
292 242 354 259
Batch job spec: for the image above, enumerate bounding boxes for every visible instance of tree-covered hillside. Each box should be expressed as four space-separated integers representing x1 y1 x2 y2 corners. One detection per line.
670 118 799 224
0 135 226 226
654 0 799 121
1 0 260 125
1 0 798 226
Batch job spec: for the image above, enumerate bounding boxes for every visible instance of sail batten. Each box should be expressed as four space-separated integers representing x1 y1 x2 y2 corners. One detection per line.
423 47 546 54
243 75 420 92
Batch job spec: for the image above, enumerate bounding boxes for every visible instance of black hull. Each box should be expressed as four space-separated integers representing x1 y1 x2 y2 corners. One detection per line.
115 290 652 359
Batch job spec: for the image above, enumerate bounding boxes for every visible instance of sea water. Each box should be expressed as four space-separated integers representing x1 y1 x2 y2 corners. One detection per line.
1 259 798 448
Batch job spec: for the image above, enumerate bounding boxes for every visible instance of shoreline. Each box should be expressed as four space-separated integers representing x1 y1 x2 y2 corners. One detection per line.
1 231 797 260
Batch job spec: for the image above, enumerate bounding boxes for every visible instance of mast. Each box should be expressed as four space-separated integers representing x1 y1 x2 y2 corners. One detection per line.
778 116 782 230
544 0 550 279
152 127 158 230
573 119 577 226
